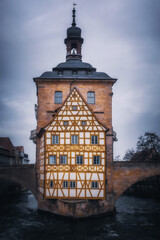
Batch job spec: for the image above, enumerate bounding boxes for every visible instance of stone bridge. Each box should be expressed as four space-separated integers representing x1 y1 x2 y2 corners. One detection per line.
0 164 37 200
0 161 160 215
113 161 160 200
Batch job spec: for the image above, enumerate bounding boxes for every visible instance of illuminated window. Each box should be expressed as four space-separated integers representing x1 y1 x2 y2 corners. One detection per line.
60 155 67 164
91 136 98 144
91 181 98 189
63 181 68 188
50 181 54 188
55 91 62 104
76 155 83 165
93 156 100 165
49 155 56 165
70 181 76 188
52 135 59 144
87 91 95 104
71 135 78 144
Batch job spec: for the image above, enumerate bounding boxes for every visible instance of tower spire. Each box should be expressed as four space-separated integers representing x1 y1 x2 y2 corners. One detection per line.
65 3 83 61
72 3 76 27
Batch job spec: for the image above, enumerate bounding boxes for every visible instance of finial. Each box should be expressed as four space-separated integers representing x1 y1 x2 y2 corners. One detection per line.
72 2 77 27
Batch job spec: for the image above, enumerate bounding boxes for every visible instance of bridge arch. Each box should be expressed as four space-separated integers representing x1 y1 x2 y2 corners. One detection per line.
113 161 160 201
0 165 38 200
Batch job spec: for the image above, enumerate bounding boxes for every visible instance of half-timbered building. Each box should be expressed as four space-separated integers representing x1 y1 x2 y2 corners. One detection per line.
39 87 106 199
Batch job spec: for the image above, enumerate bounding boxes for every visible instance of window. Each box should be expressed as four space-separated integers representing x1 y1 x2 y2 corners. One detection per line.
81 121 86 126
64 121 68 126
50 181 54 188
76 155 83 165
87 70 92 75
72 70 77 75
71 135 78 144
58 71 63 76
93 156 100 165
70 181 76 188
71 43 77 54
60 155 67 164
52 135 59 144
49 155 56 165
72 105 77 110
87 91 95 104
91 135 98 144
63 181 68 188
55 91 62 104
91 181 98 189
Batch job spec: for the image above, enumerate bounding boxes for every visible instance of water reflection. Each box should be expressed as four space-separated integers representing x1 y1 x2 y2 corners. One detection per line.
0 191 160 240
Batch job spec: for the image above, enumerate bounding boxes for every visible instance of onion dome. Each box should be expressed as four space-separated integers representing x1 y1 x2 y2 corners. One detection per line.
64 6 83 61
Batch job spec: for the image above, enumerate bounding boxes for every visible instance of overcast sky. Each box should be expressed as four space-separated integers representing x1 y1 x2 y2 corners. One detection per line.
0 0 160 162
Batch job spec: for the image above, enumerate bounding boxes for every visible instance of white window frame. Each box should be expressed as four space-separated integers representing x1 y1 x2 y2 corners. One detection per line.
93 156 100 165
71 135 78 144
87 91 95 104
72 105 77 110
60 155 67 164
55 91 62 104
91 135 98 145
63 181 68 188
49 155 56 165
81 121 86 126
64 121 68 126
76 155 83 165
52 135 59 144
70 181 76 188
91 181 98 189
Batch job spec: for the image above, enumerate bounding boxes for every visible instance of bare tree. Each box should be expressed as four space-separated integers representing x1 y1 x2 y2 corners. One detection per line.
123 148 135 161
136 132 160 154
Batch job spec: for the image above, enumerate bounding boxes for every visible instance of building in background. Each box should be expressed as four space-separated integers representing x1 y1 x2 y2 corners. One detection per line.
0 137 30 165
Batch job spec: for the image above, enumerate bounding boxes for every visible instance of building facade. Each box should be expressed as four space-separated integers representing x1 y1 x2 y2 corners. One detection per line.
0 138 30 165
34 7 117 216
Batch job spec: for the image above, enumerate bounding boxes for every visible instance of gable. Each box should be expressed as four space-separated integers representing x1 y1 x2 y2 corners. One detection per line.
45 88 106 132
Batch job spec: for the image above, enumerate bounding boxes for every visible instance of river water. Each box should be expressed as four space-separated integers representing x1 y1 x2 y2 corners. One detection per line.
0 191 160 240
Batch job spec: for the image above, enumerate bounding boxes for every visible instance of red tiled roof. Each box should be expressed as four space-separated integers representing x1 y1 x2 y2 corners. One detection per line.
15 146 24 152
0 137 15 153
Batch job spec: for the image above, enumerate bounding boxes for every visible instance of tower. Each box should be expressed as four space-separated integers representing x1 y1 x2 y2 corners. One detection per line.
33 6 117 217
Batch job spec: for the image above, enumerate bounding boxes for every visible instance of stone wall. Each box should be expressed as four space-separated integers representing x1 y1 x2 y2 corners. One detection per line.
36 80 113 131
113 161 160 200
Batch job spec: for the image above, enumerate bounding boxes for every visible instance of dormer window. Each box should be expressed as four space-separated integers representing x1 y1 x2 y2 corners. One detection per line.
58 70 63 76
87 70 92 75
72 70 77 75
87 91 95 104
55 91 62 104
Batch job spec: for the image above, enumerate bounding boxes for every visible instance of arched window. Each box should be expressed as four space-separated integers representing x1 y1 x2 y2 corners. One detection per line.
71 43 77 54
55 91 62 104
87 91 95 104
